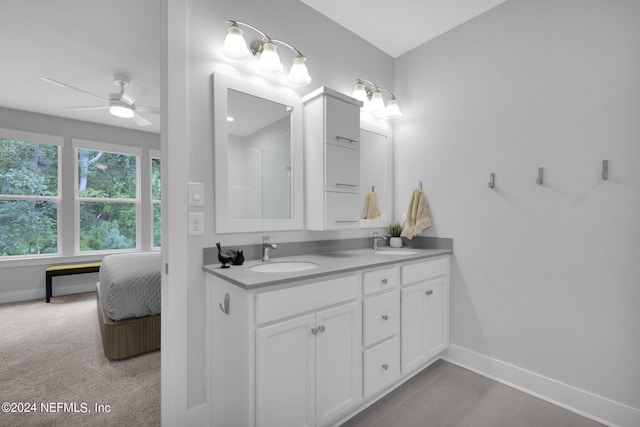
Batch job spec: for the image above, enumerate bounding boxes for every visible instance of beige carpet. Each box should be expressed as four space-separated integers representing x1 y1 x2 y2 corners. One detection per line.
0 292 160 427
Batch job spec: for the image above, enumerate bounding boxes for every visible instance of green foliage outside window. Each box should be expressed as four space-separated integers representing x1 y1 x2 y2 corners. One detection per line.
0 139 58 256
78 149 137 252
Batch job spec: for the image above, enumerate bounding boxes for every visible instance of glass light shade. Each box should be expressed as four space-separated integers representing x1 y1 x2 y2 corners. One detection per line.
385 98 402 119
367 91 386 116
222 25 250 60
352 82 369 107
257 42 283 74
287 56 312 86
109 104 135 118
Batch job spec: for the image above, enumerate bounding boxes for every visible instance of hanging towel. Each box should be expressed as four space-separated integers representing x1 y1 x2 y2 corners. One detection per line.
402 188 432 239
361 192 381 219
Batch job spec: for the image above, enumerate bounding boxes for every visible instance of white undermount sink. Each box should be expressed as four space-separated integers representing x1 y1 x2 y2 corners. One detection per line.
249 261 319 273
375 249 419 256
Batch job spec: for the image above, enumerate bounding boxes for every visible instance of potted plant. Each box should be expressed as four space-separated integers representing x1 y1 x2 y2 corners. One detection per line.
386 223 403 248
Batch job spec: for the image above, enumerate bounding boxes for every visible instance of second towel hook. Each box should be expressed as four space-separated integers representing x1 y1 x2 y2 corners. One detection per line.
488 173 495 189
537 167 544 185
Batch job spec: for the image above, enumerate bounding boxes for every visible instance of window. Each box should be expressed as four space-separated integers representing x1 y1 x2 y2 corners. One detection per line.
151 154 161 248
0 132 61 256
75 142 140 252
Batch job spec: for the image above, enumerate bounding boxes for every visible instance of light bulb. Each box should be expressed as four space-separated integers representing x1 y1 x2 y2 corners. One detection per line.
385 98 402 119
109 103 135 118
352 82 369 107
287 56 311 86
257 42 283 74
222 25 250 60
367 91 386 116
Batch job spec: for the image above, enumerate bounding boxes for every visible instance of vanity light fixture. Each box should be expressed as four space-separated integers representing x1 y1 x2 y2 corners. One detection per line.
222 20 312 86
352 78 402 120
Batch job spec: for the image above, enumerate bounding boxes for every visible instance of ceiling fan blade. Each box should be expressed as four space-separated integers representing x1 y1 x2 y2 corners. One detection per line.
63 105 108 111
41 77 107 101
132 113 152 127
121 81 149 105
135 105 160 115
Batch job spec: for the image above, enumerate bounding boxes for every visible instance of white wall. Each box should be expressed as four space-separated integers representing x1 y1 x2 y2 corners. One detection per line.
164 0 395 422
0 107 160 303
394 0 640 424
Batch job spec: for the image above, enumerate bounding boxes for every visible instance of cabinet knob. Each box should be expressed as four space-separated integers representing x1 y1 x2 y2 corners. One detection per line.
318 325 325 333
425 290 434 296
311 327 319 335
382 364 389 370
381 315 389 321
381 278 388 284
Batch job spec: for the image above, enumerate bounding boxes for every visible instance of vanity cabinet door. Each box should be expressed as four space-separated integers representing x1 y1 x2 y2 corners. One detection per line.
324 192 361 229
315 301 362 426
325 144 359 193
325 95 360 150
401 277 449 374
256 314 316 427
256 300 361 427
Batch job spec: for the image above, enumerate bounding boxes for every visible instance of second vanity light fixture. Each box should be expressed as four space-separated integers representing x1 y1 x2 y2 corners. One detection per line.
352 78 402 120
222 20 312 86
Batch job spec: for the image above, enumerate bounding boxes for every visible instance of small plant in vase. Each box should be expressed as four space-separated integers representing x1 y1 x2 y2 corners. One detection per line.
386 223 403 248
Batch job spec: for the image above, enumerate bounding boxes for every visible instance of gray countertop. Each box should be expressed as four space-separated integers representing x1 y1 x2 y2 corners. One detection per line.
203 248 452 290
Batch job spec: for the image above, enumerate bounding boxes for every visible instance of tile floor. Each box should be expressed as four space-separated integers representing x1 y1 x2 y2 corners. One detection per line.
341 360 604 427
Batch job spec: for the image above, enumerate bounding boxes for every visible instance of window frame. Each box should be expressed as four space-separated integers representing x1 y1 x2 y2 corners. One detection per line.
150 149 162 249
72 139 142 254
0 128 63 259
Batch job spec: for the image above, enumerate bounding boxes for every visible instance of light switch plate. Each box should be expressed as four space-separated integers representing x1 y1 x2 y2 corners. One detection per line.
188 182 204 206
188 212 205 235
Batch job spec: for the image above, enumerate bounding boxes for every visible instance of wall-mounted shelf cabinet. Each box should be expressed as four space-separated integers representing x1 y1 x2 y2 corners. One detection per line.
303 87 362 230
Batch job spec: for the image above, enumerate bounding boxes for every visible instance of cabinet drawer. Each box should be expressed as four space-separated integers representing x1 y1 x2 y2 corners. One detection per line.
363 266 400 295
325 95 360 150
325 192 360 228
363 289 399 347
256 274 361 325
401 256 449 286
363 337 400 398
325 144 359 193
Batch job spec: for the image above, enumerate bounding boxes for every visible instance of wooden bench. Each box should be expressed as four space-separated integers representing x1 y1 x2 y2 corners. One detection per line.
45 262 101 303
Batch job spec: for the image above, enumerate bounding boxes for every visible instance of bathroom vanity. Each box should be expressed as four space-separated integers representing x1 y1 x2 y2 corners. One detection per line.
205 248 451 427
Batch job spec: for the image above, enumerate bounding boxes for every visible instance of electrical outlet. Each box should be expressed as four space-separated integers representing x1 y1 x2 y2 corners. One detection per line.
188 212 205 235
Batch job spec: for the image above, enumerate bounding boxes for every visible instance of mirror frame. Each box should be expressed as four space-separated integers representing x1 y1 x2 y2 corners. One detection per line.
213 73 303 233
359 118 394 229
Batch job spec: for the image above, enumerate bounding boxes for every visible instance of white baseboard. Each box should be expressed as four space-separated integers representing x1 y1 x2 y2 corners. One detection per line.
0 283 95 304
442 344 640 427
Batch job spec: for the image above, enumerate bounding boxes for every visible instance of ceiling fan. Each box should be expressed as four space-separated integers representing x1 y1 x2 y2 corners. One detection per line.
41 74 159 127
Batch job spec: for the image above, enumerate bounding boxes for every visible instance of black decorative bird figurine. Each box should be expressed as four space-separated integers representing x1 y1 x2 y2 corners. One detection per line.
232 250 244 265
216 242 236 269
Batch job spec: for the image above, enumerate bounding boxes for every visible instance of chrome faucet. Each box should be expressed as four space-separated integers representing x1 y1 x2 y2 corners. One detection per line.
372 231 387 251
262 236 278 262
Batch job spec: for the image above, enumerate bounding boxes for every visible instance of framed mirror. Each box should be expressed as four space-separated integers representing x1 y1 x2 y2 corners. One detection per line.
213 73 303 232
359 120 393 228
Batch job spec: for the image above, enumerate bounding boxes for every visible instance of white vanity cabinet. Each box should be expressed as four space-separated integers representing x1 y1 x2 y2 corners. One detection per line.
400 256 450 374
208 272 362 427
362 266 401 398
256 299 362 427
207 252 450 427
303 87 363 230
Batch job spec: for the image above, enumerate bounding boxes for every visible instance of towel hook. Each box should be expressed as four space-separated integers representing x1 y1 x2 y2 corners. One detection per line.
602 160 608 180
537 167 544 185
418 181 422 190
372 185 375 192
488 173 495 189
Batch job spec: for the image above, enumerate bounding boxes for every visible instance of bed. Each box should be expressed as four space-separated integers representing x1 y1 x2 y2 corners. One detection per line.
96 252 161 360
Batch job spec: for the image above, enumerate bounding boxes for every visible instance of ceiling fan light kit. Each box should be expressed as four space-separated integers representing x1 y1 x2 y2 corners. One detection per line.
222 20 312 87
41 73 159 127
